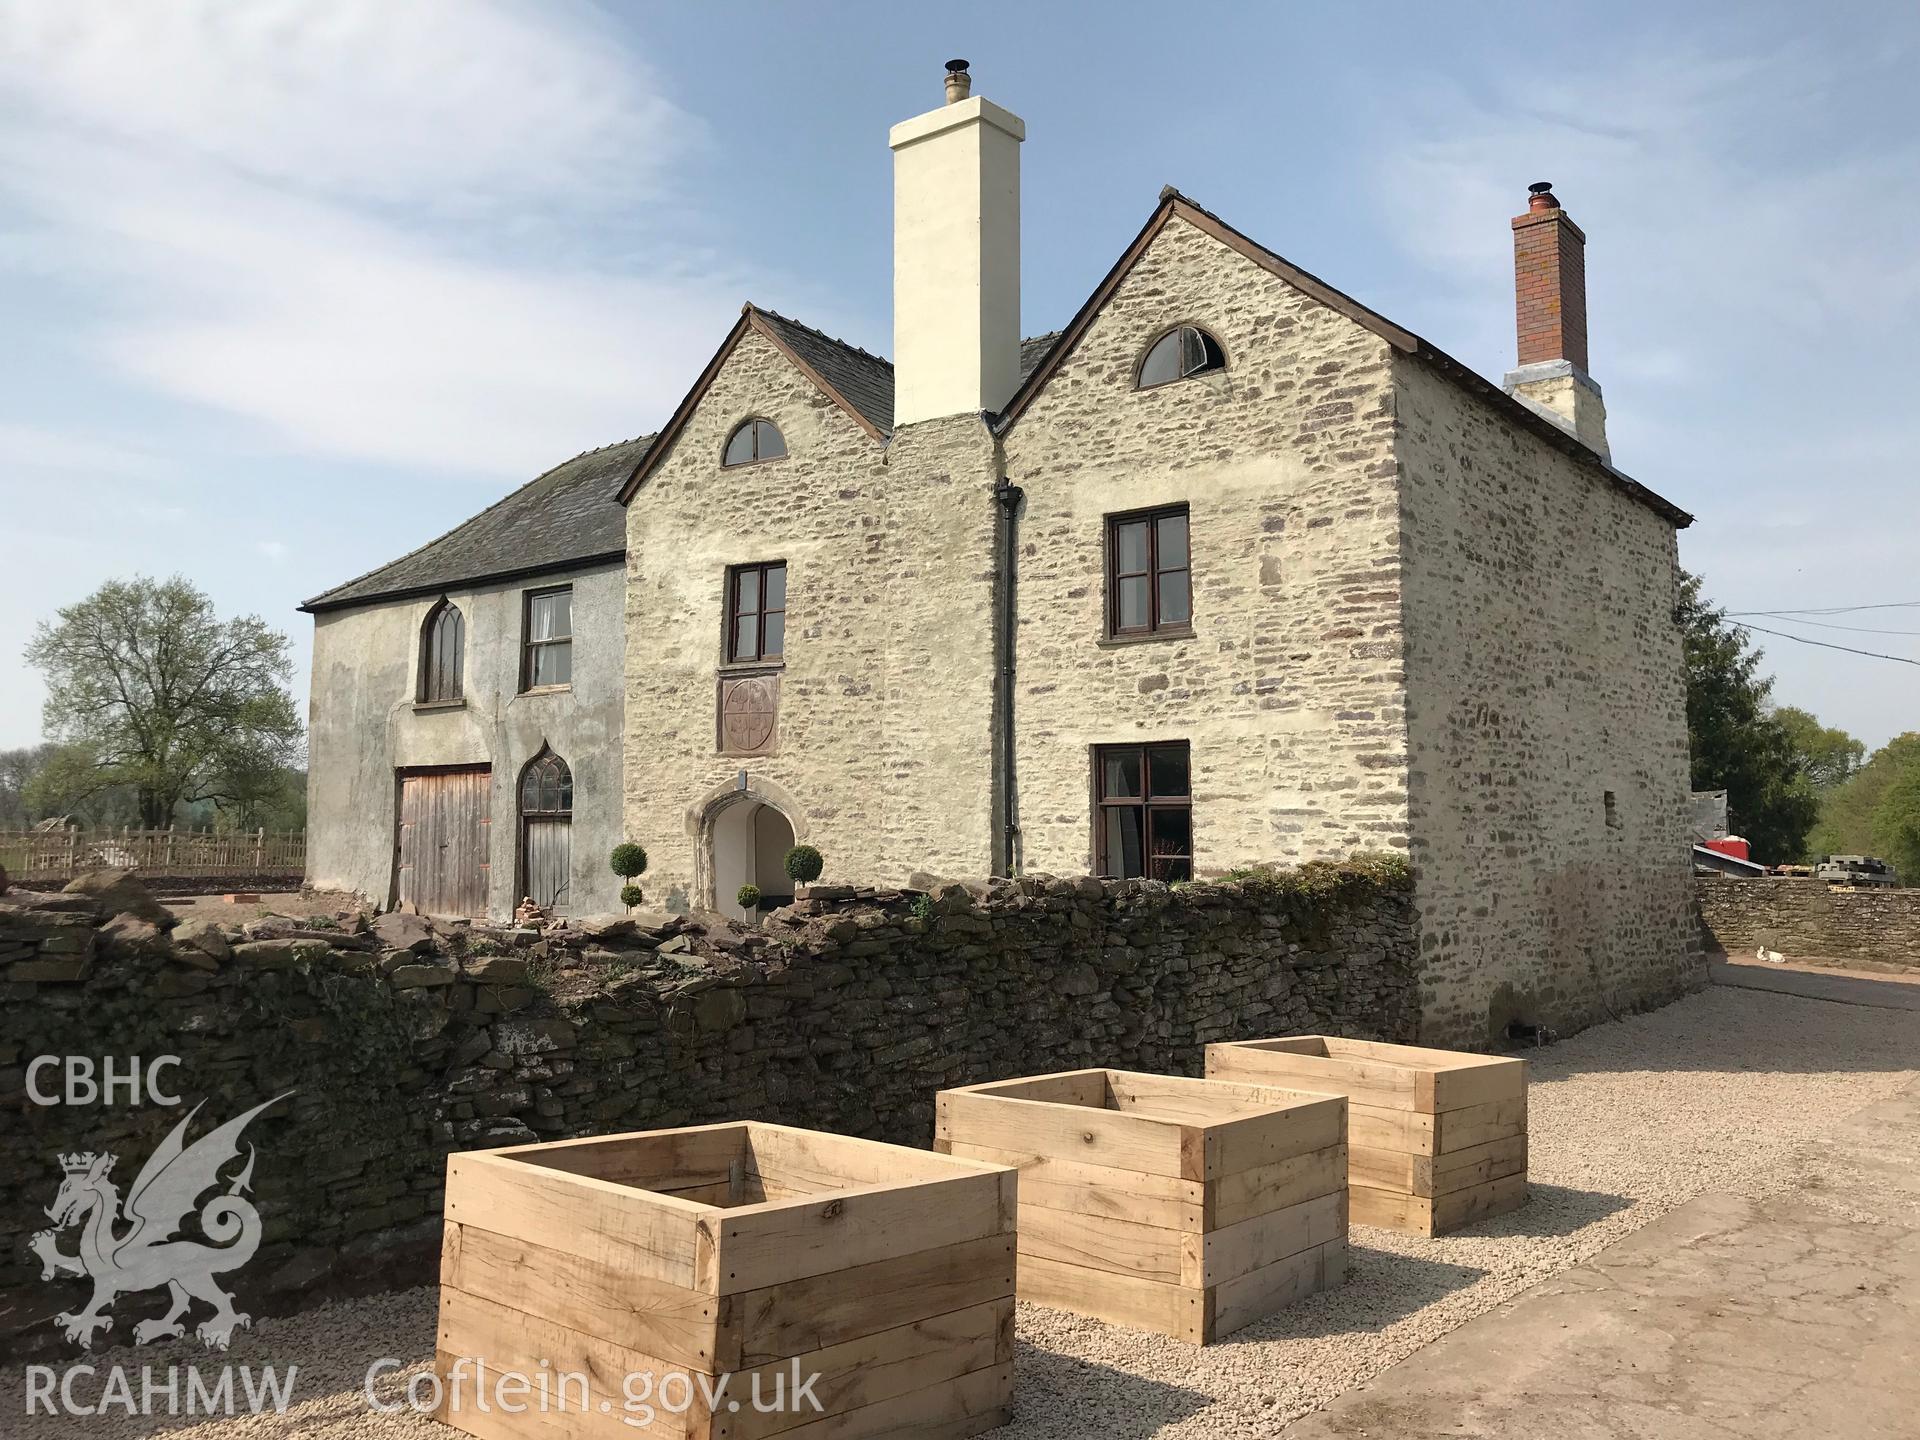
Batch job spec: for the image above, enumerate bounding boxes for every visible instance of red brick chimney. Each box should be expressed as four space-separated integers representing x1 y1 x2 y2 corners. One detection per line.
1503 181 1609 460
1513 182 1588 371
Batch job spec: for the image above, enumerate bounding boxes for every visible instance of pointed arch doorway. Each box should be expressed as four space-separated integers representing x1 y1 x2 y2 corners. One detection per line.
519 747 573 913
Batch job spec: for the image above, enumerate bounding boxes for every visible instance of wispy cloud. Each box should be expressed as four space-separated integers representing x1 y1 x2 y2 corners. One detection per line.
0 0 753 478
1360 35 1920 746
1372 47 1920 385
0 421 173 480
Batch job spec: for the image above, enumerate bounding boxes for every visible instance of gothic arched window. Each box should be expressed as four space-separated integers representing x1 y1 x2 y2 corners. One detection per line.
418 599 464 704
519 747 574 911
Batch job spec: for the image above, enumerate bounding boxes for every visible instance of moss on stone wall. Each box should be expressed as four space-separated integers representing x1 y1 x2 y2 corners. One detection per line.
0 862 1417 1358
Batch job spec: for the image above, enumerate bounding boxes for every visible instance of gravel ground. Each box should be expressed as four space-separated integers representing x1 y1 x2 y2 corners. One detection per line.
161 891 362 927
7 983 1915 1439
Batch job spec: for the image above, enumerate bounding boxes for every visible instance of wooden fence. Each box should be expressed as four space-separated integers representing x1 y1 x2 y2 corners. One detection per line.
0 827 307 886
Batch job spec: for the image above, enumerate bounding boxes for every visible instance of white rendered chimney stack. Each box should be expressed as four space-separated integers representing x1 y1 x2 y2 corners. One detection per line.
889 59 1024 426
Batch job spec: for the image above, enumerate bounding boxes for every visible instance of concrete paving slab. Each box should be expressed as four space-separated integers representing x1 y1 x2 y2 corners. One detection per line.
1711 954 1920 1011
1283 1078 1920 1439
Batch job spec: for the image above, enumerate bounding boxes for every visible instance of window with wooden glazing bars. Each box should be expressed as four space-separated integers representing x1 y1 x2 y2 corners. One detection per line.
1094 741 1192 881
419 599 464 703
1108 506 1191 637
725 561 786 664
521 587 573 690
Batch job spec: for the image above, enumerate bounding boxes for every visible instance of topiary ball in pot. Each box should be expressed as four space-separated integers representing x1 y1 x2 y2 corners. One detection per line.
609 842 648 880
783 844 823 884
736 883 762 911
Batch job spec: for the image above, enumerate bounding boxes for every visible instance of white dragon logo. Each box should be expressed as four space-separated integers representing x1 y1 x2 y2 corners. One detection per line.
30 1094 290 1350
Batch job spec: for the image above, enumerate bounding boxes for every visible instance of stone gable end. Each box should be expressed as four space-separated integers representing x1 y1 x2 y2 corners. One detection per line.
623 329 1000 911
1393 354 1696 1044
1003 215 1411 876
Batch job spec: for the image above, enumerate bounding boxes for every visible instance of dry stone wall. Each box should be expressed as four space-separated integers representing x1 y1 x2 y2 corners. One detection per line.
0 861 1416 1360
1697 876 1920 968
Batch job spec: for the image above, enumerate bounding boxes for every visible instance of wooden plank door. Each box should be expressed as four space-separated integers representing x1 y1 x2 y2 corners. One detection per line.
522 818 571 912
396 767 491 917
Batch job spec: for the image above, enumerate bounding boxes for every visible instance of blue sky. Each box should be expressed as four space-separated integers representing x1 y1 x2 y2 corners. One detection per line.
1 1 1914 750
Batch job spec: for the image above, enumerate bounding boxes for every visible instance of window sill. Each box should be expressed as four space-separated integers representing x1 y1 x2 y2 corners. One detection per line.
517 684 573 697
412 699 466 713
717 659 785 676
1097 627 1194 648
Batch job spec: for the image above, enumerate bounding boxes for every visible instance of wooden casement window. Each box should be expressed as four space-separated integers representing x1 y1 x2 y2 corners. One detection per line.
726 561 786 664
723 418 786 467
1137 325 1226 388
1094 741 1192 881
418 599 464 703
1107 506 1192 637
521 586 573 690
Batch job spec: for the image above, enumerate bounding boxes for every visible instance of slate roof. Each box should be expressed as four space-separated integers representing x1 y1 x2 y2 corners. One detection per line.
754 309 896 436
1020 331 1062 380
748 312 1057 433
614 305 1066 504
301 435 654 612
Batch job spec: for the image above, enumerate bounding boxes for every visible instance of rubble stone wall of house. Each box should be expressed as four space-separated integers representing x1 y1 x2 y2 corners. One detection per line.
1002 216 1411 877
0 861 1416 1359
1697 875 1920 968
621 330 1002 912
1393 357 1700 1046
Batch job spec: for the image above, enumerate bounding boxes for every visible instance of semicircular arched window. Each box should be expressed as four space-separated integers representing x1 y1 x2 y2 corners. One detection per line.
418 599 464 704
723 417 787 467
1137 325 1226 389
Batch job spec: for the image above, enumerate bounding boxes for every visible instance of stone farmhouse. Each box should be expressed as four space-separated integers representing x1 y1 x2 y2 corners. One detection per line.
304 63 1697 1044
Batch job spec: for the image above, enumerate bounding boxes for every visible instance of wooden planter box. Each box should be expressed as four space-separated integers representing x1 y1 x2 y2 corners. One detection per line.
435 1122 1016 1440
1206 1037 1528 1237
934 1068 1347 1344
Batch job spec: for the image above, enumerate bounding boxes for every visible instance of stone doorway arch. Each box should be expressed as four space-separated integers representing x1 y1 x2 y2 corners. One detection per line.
687 776 808 922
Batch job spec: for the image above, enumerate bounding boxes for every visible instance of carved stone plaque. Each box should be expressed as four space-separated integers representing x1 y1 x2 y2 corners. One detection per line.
718 674 779 755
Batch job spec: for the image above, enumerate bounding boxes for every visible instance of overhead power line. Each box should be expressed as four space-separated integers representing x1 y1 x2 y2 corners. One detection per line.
1730 620 1920 667
1726 600 1920 617
1739 615 1920 637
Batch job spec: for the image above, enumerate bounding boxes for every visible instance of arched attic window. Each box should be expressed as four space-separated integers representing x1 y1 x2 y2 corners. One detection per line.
723 418 787 467
418 599 464 704
1137 325 1226 389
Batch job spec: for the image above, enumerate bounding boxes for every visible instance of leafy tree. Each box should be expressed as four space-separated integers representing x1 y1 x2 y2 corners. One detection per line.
12 743 144 826
0 744 56 825
1773 707 1864 793
23 576 303 828
1678 572 1816 862
1810 733 1920 881
180 764 309 831
1871 767 1920 883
